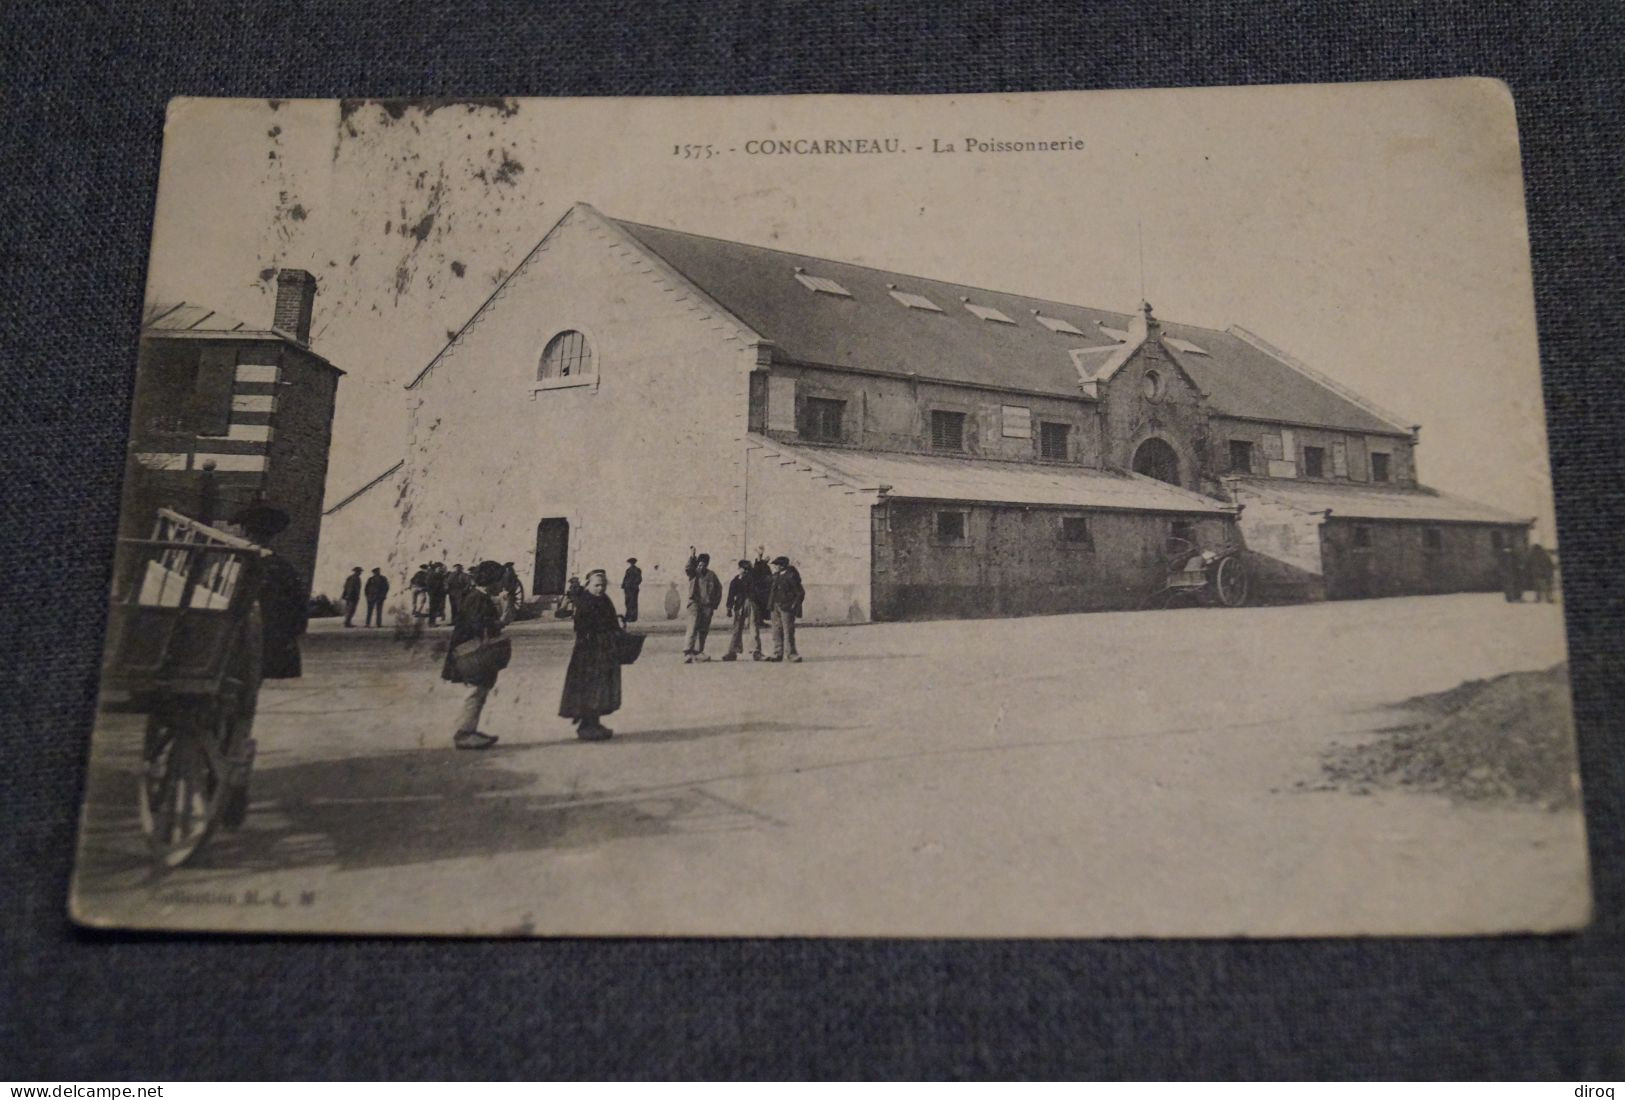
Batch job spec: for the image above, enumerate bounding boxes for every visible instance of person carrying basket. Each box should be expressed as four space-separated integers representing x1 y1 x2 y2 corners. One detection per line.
442 560 513 750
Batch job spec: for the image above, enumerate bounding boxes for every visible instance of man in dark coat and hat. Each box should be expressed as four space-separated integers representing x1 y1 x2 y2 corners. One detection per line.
1526 542 1557 603
683 547 723 662
766 555 804 663
621 558 642 623
363 567 390 627
340 566 363 627
232 502 307 679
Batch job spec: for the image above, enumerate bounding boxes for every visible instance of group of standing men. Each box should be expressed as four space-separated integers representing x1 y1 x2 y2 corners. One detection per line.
670 546 805 664
1500 541 1558 604
338 560 526 628
340 566 393 627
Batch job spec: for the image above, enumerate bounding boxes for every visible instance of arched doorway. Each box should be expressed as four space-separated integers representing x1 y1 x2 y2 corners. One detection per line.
1133 437 1181 485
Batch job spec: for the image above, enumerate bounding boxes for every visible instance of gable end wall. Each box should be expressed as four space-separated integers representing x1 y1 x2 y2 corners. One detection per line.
397 209 758 602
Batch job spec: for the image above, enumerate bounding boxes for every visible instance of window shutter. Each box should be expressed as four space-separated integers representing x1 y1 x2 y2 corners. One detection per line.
767 376 797 432
192 346 238 435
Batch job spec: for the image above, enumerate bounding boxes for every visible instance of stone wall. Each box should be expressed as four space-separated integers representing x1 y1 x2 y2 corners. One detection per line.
1321 519 1528 599
396 206 762 615
873 500 1235 619
742 443 874 622
261 345 339 599
1098 339 1211 491
1209 414 1416 487
758 363 1101 466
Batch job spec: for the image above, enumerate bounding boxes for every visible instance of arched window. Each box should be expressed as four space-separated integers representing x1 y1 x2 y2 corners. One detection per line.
538 330 594 381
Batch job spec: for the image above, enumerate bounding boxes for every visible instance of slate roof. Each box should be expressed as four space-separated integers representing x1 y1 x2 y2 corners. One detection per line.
765 438 1236 515
610 213 1414 437
142 301 343 373
144 302 255 332
1225 477 1528 525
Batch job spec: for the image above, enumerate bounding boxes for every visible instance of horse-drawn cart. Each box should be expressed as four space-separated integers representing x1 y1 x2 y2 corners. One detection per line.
102 509 268 869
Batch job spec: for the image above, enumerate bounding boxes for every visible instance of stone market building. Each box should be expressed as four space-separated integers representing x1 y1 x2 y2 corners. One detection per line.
389 203 1528 621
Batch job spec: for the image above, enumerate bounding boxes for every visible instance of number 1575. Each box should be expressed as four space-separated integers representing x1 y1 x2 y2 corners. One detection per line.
674 144 717 159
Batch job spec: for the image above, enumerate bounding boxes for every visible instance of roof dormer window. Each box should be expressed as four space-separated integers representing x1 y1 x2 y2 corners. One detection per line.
1097 323 1130 342
963 300 1015 324
793 270 851 297
888 288 943 312
1165 336 1209 355
1034 313 1085 335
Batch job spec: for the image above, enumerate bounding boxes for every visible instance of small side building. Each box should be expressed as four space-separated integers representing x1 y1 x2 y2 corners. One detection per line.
1225 477 1531 601
127 270 342 598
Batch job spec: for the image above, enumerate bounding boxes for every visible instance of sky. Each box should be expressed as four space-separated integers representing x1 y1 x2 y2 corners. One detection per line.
143 81 1558 540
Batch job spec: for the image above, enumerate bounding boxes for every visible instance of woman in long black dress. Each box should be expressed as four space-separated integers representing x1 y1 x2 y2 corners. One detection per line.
558 569 622 741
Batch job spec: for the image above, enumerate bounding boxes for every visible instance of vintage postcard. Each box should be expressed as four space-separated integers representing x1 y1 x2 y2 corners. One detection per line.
71 80 1589 936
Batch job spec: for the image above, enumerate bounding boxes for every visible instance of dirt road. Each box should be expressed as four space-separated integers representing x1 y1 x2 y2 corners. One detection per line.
72 593 1589 937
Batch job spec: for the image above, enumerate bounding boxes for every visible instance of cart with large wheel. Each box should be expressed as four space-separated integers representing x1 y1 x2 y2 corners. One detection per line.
1141 534 1250 610
101 509 269 869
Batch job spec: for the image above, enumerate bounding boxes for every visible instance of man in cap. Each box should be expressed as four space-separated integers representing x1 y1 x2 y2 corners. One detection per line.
363 566 390 627
441 560 511 750
683 546 723 662
445 562 472 622
621 558 643 623
722 558 764 661
1526 542 1557 603
765 555 804 663
409 563 430 617
426 561 448 625
340 566 363 627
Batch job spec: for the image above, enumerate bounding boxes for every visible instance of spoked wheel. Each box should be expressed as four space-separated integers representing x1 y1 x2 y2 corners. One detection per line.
1212 553 1250 608
138 705 231 869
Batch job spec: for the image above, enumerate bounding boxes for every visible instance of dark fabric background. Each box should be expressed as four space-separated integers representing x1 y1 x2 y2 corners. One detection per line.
3 0 1621 1080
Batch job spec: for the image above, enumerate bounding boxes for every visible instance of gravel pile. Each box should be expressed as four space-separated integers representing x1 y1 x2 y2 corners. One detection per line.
1316 664 1580 810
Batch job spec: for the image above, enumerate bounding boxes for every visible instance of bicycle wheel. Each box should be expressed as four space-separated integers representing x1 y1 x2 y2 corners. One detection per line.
138 704 230 868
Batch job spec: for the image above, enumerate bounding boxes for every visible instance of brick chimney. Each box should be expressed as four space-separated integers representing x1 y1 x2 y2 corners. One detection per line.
273 269 317 345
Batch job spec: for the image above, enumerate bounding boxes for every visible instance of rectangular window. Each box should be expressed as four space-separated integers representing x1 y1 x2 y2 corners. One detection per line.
931 410 966 451
1371 452 1391 482
1490 529 1507 551
799 396 845 442
1332 440 1349 477
1352 524 1372 549
1170 519 1196 548
1423 527 1443 551
1001 405 1032 439
1228 440 1255 474
1060 515 1093 547
933 510 968 544
1040 421 1070 460
1303 446 1325 479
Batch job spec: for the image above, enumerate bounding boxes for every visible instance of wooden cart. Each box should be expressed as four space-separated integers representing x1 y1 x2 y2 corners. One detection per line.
102 509 268 869
1142 536 1250 610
